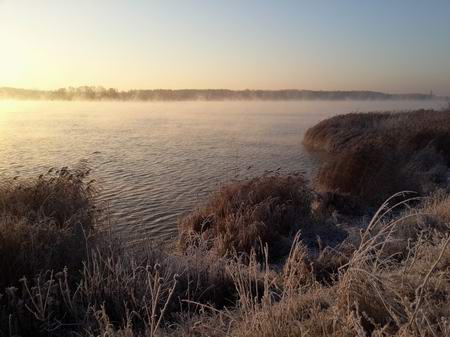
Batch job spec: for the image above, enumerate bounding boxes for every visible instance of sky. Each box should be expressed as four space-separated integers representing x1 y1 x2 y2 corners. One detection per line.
1 0 450 95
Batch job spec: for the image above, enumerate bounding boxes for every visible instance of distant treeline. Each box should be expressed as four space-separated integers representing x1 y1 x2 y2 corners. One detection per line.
0 86 443 101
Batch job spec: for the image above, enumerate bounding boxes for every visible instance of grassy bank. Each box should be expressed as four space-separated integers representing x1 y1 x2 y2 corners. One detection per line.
304 109 450 206
1 109 449 337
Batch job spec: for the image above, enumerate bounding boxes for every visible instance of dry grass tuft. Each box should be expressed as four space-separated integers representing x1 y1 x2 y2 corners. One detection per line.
178 175 314 257
0 167 97 229
0 167 98 290
178 175 344 259
335 193 450 336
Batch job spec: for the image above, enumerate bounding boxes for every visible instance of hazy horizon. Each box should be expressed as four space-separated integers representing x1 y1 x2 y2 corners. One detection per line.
2 86 447 102
1 86 445 95
1 1 450 96
0 85 446 96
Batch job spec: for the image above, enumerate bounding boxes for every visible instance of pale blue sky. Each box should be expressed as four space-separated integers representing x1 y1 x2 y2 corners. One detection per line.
1 0 449 94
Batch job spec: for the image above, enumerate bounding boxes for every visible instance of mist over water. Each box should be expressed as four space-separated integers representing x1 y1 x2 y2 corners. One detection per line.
0 100 447 243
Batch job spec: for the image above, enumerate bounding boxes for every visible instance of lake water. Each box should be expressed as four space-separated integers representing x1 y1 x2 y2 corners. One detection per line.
0 100 447 243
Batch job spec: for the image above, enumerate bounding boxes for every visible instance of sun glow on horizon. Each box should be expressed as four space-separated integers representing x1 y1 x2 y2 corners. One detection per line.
1 1 450 95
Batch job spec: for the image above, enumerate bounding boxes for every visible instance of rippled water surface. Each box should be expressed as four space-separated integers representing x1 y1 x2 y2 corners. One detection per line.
0 100 446 242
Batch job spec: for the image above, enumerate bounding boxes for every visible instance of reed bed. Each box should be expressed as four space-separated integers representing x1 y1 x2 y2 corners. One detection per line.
1 165 448 337
303 109 450 206
303 109 450 156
